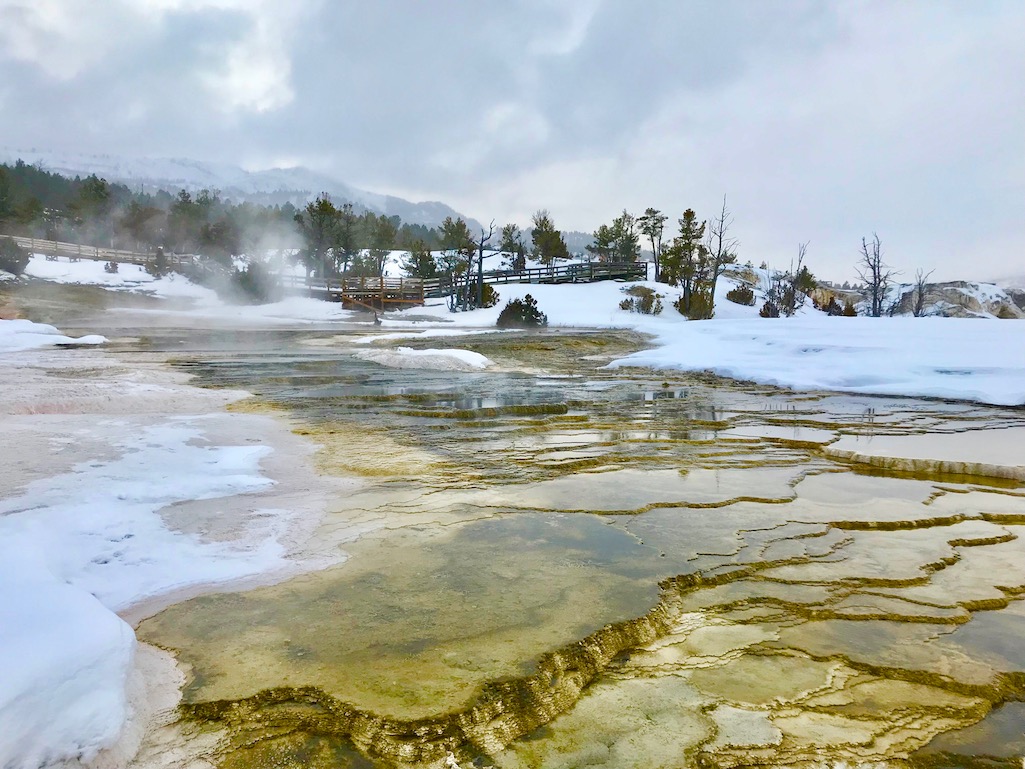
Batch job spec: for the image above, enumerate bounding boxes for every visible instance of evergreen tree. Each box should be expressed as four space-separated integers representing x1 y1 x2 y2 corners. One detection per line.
638 207 667 281
530 209 569 266
400 239 438 278
610 210 639 262
294 195 339 278
498 222 526 271
368 214 398 275
334 203 359 274
586 223 616 261
662 209 706 312
437 216 474 274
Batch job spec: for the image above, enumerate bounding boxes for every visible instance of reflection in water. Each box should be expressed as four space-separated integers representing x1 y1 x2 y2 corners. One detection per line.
136 331 1025 768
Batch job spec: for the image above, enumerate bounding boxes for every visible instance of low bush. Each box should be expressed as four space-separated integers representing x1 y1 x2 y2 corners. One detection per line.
842 299 858 316
759 300 780 318
496 294 548 328
226 260 282 304
675 288 713 320
104 261 119 274
481 283 500 309
145 247 170 278
726 284 755 306
0 237 30 276
619 286 663 315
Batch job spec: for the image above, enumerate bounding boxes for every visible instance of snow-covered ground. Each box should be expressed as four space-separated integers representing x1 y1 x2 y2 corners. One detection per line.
24 256 220 301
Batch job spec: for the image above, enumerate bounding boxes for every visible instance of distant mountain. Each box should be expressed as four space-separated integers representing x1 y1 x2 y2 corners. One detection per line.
0 148 482 231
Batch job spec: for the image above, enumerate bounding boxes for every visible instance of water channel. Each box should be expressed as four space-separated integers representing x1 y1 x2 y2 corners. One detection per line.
24 288 1025 768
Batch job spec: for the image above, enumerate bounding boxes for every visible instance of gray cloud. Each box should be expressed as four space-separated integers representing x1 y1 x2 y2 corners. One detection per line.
0 0 1022 280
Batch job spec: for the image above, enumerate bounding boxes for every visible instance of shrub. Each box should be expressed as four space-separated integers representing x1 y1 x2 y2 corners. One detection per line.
0 237 30 276
224 260 282 304
104 261 119 274
759 300 780 318
619 286 663 315
145 247 169 278
481 283 500 309
726 284 755 306
842 299 858 317
817 296 843 316
496 294 548 328
675 288 713 320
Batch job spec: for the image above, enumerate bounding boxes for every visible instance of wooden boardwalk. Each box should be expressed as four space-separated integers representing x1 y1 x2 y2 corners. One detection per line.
281 275 426 310
3 234 194 269
286 262 647 308
422 261 648 298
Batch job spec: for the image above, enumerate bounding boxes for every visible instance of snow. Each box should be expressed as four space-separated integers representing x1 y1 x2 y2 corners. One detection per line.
0 319 106 352
385 278 1025 406
353 346 494 371
0 419 297 767
24 255 219 301
610 316 1025 407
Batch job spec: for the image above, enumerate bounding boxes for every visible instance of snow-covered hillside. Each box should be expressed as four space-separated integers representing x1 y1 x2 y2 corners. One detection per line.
0 148 480 230
881 280 1025 319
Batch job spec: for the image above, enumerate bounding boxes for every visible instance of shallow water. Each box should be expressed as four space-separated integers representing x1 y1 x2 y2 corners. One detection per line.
128 327 1025 768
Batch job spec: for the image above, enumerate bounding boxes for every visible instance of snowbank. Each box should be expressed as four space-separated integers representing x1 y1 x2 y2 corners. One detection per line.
388 279 1025 406
354 346 494 371
24 255 219 301
610 316 1025 406
0 420 295 766
0 319 105 352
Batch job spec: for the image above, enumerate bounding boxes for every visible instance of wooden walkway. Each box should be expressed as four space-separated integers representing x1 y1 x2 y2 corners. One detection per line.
422 261 648 299
3 234 195 268
281 275 426 310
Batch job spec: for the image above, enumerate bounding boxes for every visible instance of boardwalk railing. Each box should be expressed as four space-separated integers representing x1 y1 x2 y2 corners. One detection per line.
422 261 648 298
280 274 426 309
3 234 195 268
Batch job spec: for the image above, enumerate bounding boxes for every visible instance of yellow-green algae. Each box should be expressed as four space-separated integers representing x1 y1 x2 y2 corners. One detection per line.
141 330 1025 768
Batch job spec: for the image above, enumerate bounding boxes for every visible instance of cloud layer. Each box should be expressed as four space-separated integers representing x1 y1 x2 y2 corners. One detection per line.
1 0 1022 280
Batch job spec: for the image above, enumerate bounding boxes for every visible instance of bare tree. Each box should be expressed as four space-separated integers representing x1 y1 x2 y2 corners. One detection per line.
762 242 814 318
451 220 496 312
701 195 738 318
855 234 897 317
912 268 935 317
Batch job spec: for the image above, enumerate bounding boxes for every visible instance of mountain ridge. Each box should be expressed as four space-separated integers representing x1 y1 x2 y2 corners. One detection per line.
0 148 484 232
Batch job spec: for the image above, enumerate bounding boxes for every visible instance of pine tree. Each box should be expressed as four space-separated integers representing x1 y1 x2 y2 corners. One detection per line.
638 208 667 281
662 209 706 312
293 194 339 278
530 209 569 266
400 239 438 278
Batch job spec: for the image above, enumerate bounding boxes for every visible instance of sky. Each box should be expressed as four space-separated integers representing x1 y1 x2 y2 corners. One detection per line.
0 0 1023 282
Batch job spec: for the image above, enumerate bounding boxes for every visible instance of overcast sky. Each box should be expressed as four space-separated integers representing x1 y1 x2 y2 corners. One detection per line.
1 0 1022 281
